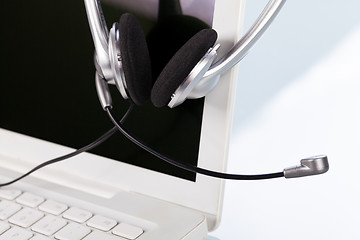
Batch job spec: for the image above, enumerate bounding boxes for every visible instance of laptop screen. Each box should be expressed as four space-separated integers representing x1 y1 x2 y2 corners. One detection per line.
0 0 215 182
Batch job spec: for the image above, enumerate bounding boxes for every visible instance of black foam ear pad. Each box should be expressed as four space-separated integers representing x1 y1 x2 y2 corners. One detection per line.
146 15 211 80
118 13 152 105
151 29 217 108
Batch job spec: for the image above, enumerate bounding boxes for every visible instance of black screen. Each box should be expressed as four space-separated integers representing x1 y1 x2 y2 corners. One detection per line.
0 0 215 181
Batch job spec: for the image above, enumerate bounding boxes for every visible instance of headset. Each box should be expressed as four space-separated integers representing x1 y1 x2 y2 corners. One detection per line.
0 0 329 187
85 0 290 108
85 0 329 180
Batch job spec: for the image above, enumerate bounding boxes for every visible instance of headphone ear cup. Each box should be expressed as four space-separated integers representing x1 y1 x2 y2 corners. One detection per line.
147 15 211 80
151 29 217 108
118 13 152 105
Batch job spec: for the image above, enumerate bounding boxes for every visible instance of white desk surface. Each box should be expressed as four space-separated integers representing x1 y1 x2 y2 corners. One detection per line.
210 0 360 239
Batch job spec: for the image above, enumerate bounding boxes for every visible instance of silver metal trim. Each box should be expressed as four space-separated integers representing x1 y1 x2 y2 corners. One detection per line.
95 72 113 110
84 0 112 79
201 0 286 85
284 155 329 178
168 45 219 108
109 23 128 100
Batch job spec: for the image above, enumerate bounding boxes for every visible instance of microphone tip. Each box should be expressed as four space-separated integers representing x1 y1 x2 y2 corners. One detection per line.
284 155 329 179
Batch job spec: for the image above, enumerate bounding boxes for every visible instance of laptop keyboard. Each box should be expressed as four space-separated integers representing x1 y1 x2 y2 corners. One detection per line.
0 189 144 240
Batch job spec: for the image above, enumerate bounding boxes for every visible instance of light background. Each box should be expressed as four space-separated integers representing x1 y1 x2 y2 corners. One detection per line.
211 0 360 239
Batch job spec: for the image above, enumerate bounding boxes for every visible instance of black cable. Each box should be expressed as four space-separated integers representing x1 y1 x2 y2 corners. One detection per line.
105 107 285 180
0 104 134 187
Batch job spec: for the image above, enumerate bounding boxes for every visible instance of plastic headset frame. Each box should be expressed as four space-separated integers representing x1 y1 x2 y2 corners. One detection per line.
84 0 286 108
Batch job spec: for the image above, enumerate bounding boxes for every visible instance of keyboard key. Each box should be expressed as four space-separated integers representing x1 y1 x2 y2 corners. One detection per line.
0 200 22 220
54 222 91 240
30 236 53 240
63 207 92 223
39 200 68 216
0 226 33 240
16 193 45 208
0 189 145 240
112 223 143 240
31 215 67 236
9 208 44 228
0 221 10 234
82 231 126 240
0 189 22 200
87 215 117 231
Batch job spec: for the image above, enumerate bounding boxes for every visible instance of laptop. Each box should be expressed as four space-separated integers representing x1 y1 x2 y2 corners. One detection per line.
0 0 244 239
